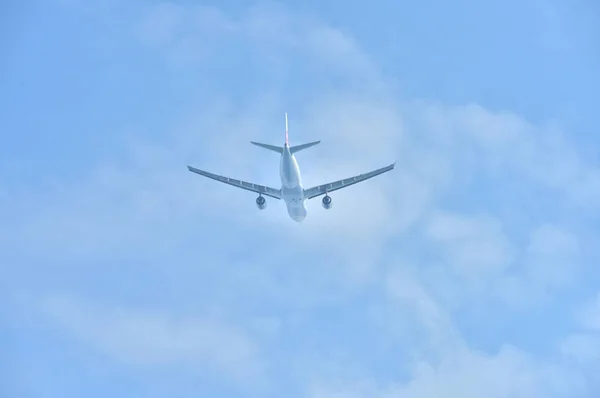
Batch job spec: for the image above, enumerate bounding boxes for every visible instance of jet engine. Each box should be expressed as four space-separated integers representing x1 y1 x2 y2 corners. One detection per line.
322 195 332 209
256 195 267 210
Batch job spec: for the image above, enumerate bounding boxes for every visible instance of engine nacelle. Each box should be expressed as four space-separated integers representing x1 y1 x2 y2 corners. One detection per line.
256 195 267 210
322 195 332 209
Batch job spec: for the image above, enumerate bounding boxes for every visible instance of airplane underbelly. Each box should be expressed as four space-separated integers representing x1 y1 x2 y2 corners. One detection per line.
280 155 302 188
281 168 301 188
282 185 304 202
282 177 298 188
286 201 307 222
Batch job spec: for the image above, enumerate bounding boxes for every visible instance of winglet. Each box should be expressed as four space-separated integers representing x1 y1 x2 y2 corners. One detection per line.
285 112 289 146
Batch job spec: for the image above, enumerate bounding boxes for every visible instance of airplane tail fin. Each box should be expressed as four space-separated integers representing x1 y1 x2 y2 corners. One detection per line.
284 112 320 153
285 112 289 146
250 113 320 154
250 141 283 153
289 140 321 154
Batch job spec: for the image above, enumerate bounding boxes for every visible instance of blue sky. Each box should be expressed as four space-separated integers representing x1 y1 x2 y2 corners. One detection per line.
2 0 600 397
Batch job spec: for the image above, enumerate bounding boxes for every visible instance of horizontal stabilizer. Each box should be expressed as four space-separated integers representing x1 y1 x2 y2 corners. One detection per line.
250 141 283 153
290 140 320 154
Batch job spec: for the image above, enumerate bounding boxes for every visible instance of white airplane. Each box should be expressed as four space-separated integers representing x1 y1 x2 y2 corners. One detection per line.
187 113 396 222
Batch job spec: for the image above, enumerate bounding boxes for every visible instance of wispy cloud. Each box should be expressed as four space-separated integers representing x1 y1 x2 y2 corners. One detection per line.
40 294 264 383
4 1 600 397
579 292 600 331
308 272 592 397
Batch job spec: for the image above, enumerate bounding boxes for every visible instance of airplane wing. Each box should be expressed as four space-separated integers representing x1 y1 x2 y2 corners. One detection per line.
303 162 396 199
187 165 282 199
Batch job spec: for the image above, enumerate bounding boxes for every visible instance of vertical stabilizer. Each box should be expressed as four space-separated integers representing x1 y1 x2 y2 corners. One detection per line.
285 112 289 146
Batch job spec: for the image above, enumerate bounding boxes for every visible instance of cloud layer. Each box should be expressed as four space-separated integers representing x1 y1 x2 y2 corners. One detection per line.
3 1 600 397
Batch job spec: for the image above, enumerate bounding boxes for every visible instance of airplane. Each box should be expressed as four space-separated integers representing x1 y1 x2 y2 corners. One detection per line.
187 113 396 222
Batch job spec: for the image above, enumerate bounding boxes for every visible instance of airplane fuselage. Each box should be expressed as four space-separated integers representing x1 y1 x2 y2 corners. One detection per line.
279 143 307 222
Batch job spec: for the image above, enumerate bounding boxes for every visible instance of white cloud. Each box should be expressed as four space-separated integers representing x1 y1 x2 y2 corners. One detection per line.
40 295 264 383
134 2 238 64
6 2 600 397
14 2 593 261
559 292 600 381
391 346 586 398
385 265 463 356
424 211 514 277
522 224 581 291
407 101 600 208
309 271 593 398
561 333 600 363
2 0 586 314
577 292 600 331
528 224 579 256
